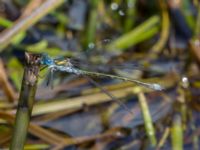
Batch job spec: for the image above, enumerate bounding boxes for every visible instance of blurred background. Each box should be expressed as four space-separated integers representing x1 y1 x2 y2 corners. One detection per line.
0 0 200 149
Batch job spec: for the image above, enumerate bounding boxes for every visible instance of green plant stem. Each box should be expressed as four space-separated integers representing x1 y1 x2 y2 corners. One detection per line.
171 114 183 150
151 0 169 53
10 53 41 150
124 0 137 32
106 15 160 51
157 127 170 149
138 91 157 147
86 0 99 48
0 0 65 51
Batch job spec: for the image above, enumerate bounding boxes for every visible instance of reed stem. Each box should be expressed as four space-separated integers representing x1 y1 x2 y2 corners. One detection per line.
10 53 41 150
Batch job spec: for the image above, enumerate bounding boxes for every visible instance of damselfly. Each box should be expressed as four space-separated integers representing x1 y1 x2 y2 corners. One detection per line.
40 53 164 91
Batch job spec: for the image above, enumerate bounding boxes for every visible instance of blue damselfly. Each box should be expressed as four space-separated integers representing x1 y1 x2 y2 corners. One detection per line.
40 53 164 91
40 53 164 115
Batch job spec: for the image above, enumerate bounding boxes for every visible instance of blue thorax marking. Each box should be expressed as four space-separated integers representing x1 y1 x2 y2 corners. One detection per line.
40 53 54 66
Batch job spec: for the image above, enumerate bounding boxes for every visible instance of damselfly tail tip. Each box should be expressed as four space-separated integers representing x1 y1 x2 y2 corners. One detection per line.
151 83 165 91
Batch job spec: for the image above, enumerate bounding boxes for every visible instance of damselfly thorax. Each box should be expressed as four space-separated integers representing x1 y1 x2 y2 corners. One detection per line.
54 58 73 67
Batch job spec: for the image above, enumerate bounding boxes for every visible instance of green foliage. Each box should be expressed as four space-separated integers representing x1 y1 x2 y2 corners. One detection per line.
7 58 23 90
0 17 13 27
106 15 160 51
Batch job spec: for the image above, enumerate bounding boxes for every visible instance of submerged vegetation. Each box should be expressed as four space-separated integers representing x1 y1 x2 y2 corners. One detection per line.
0 0 199 149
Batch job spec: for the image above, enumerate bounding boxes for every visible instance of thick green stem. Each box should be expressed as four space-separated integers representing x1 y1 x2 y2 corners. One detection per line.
10 53 41 150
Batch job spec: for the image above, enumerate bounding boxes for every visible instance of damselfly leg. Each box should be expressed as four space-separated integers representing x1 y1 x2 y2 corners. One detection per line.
46 68 55 89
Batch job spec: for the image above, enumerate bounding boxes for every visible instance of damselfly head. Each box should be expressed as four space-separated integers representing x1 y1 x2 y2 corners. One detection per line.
40 53 54 66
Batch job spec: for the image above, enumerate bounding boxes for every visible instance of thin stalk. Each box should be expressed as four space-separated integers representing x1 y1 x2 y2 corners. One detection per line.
137 91 157 147
124 0 137 32
10 53 41 150
106 15 160 51
156 127 170 149
177 85 187 130
0 0 65 51
171 114 183 150
180 102 187 130
151 0 170 54
86 0 99 48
